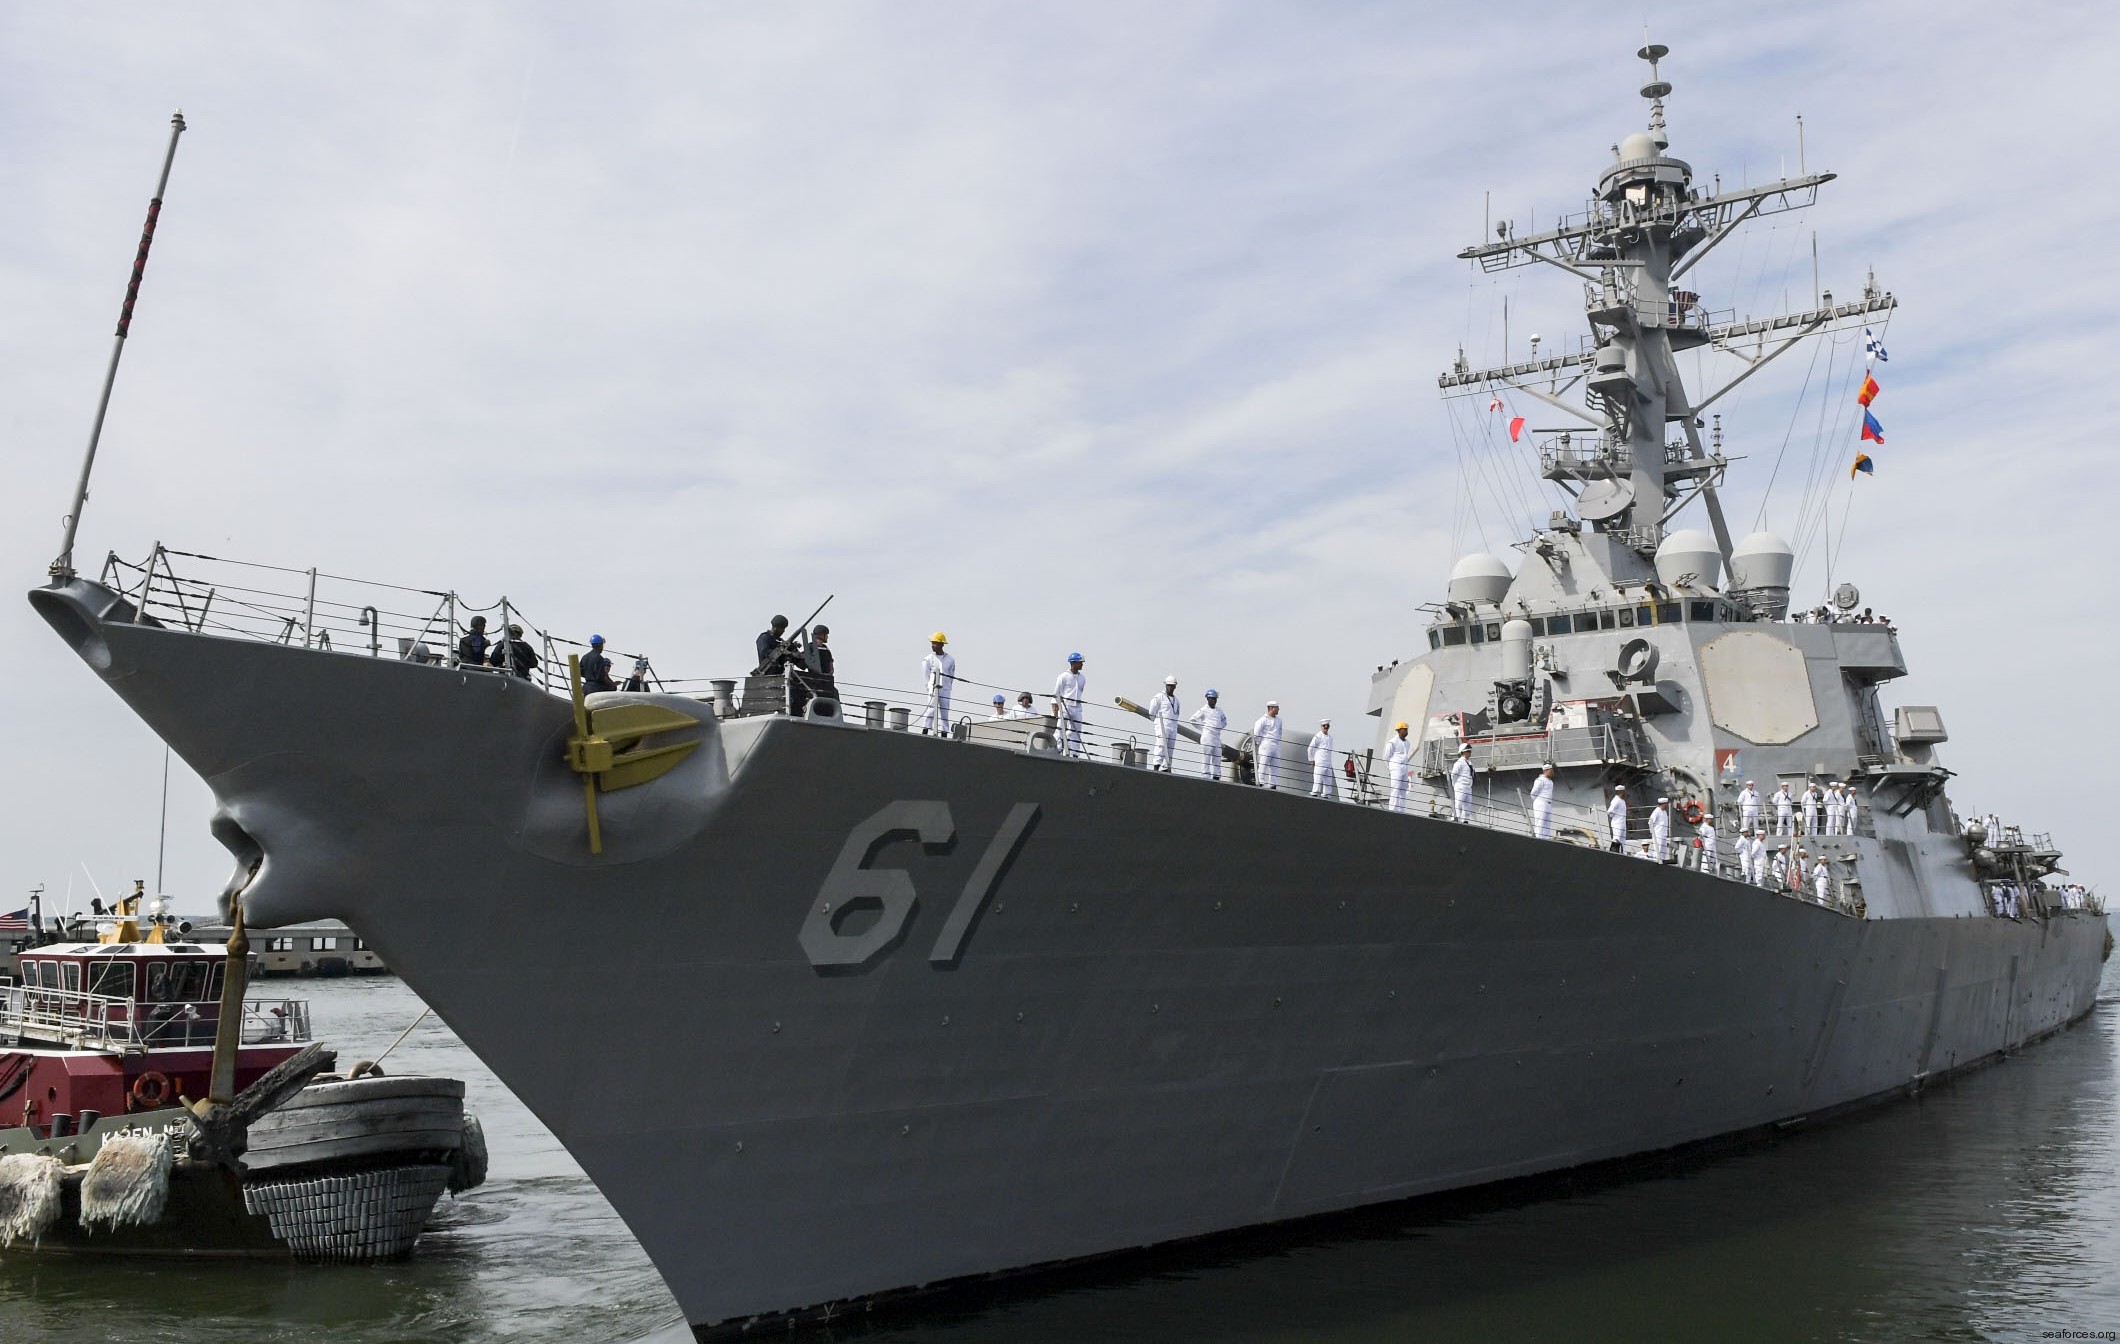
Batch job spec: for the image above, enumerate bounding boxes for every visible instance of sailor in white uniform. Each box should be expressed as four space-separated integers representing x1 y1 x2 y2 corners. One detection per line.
1147 676 1181 772
1053 653 1087 755
1649 797 1672 862
1190 690 1227 779
1773 783 1795 836
1009 691 1038 719
1697 814 1719 876
1449 743 1475 823
1529 763 1555 839
1383 721 1414 813
1738 780 1761 834
988 694 1008 718
1607 786 1629 852
1309 720 1338 799
1812 857 1831 904
1800 781 1823 837
917 632 955 736
1252 702 1283 788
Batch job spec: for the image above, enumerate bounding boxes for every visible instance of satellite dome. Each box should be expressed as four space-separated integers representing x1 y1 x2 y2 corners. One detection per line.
1618 131 1658 162
1729 531 1795 591
1447 553 1513 605
1729 531 1796 617
1653 528 1723 590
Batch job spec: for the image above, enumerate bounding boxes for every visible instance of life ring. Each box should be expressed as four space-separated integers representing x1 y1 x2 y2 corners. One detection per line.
1681 800 1704 825
130 1070 172 1111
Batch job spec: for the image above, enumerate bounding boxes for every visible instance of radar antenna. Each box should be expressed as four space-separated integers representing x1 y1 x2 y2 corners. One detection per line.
1437 48 1895 568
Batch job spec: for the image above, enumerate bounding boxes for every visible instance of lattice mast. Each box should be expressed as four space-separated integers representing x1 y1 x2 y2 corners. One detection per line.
1438 45 1895 566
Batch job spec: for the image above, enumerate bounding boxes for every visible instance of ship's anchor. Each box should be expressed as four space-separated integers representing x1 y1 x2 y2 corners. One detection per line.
563 654 701 854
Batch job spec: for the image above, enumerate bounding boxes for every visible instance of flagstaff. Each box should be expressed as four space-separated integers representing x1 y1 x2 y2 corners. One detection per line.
50 110 187 582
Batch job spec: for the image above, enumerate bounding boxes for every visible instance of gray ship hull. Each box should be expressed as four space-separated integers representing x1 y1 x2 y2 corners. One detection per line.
32 581 2111 1331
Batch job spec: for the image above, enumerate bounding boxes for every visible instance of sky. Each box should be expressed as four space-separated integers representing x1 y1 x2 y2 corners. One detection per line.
3 1 2116 914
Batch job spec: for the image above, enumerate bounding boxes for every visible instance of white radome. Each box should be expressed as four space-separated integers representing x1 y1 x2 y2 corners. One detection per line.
1447 552 1512 605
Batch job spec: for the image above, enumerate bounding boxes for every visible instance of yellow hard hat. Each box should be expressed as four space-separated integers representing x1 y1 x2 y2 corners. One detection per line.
1394 721 1409 731
930 631 948 644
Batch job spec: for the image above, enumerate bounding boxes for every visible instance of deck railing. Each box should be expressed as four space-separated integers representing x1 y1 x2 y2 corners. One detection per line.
0 984 313 1052
86 545 2091 928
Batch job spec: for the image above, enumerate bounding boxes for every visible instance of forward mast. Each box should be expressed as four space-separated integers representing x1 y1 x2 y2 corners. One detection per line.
1437 44 1894 583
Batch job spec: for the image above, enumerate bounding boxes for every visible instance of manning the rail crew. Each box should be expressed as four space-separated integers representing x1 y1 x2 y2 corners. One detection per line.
791 624 835 716
1738 779 1761 833
1530 763 1555 839
1190 690 1227 780
493 623 538 680
1801 779 1824 836
1607 785 1628 852
1308 719 1337 799
1147 677 1182 772
1010 690 1038 719
989 694 1008 719
457 614 491 669
1649 797 1672 863
917 632 955 735
1053 653 1087 755
1449 742 1475 823
1772 781 1796 835
1384 721 1413 813
755 614 791 674
579 635 616 692
1252 701 1283 788
1696 809 1719 876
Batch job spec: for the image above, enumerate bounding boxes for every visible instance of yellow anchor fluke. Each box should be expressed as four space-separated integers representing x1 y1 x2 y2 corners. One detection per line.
564 654 702 855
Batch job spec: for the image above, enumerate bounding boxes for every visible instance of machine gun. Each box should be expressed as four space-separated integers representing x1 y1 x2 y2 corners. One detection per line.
753 594 834 676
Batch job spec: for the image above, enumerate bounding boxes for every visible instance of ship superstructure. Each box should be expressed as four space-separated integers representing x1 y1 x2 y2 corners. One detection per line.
26 47 2109 1338
1369 46 1973 919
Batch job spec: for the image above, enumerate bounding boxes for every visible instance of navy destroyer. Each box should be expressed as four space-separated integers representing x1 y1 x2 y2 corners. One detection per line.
28 48 2110 1335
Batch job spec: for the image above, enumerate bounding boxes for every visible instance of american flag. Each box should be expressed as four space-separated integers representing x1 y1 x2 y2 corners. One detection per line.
0 908 29 933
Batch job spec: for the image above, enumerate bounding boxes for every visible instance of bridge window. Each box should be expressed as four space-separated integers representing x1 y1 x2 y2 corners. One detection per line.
167 961 209 1002
1441 626 1467 647
1689 600 1717 621
89 961 134 1000
1598 609 1616 630
1428 630 1441 649
1528 617 1546 636
1546 613 1572 634
1468 625 1486 645
61 962 80 994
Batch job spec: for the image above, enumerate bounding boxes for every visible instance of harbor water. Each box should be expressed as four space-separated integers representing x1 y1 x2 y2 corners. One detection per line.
2 962 2113 1344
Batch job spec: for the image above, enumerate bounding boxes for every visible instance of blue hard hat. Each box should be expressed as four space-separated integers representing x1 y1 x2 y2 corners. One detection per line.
1067 651 1083 662
590 634 604 645
992 694 1005 704
1206 688 1218 697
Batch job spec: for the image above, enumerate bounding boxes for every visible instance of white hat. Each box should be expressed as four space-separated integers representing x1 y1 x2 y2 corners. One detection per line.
1458 743 1472 753
1613 784 1626 792
1266 699 1278 707
1658 796 1669 803
1164 675 1177 685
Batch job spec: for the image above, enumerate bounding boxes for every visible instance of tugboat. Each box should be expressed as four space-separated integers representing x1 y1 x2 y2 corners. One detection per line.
0 886 483 1257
